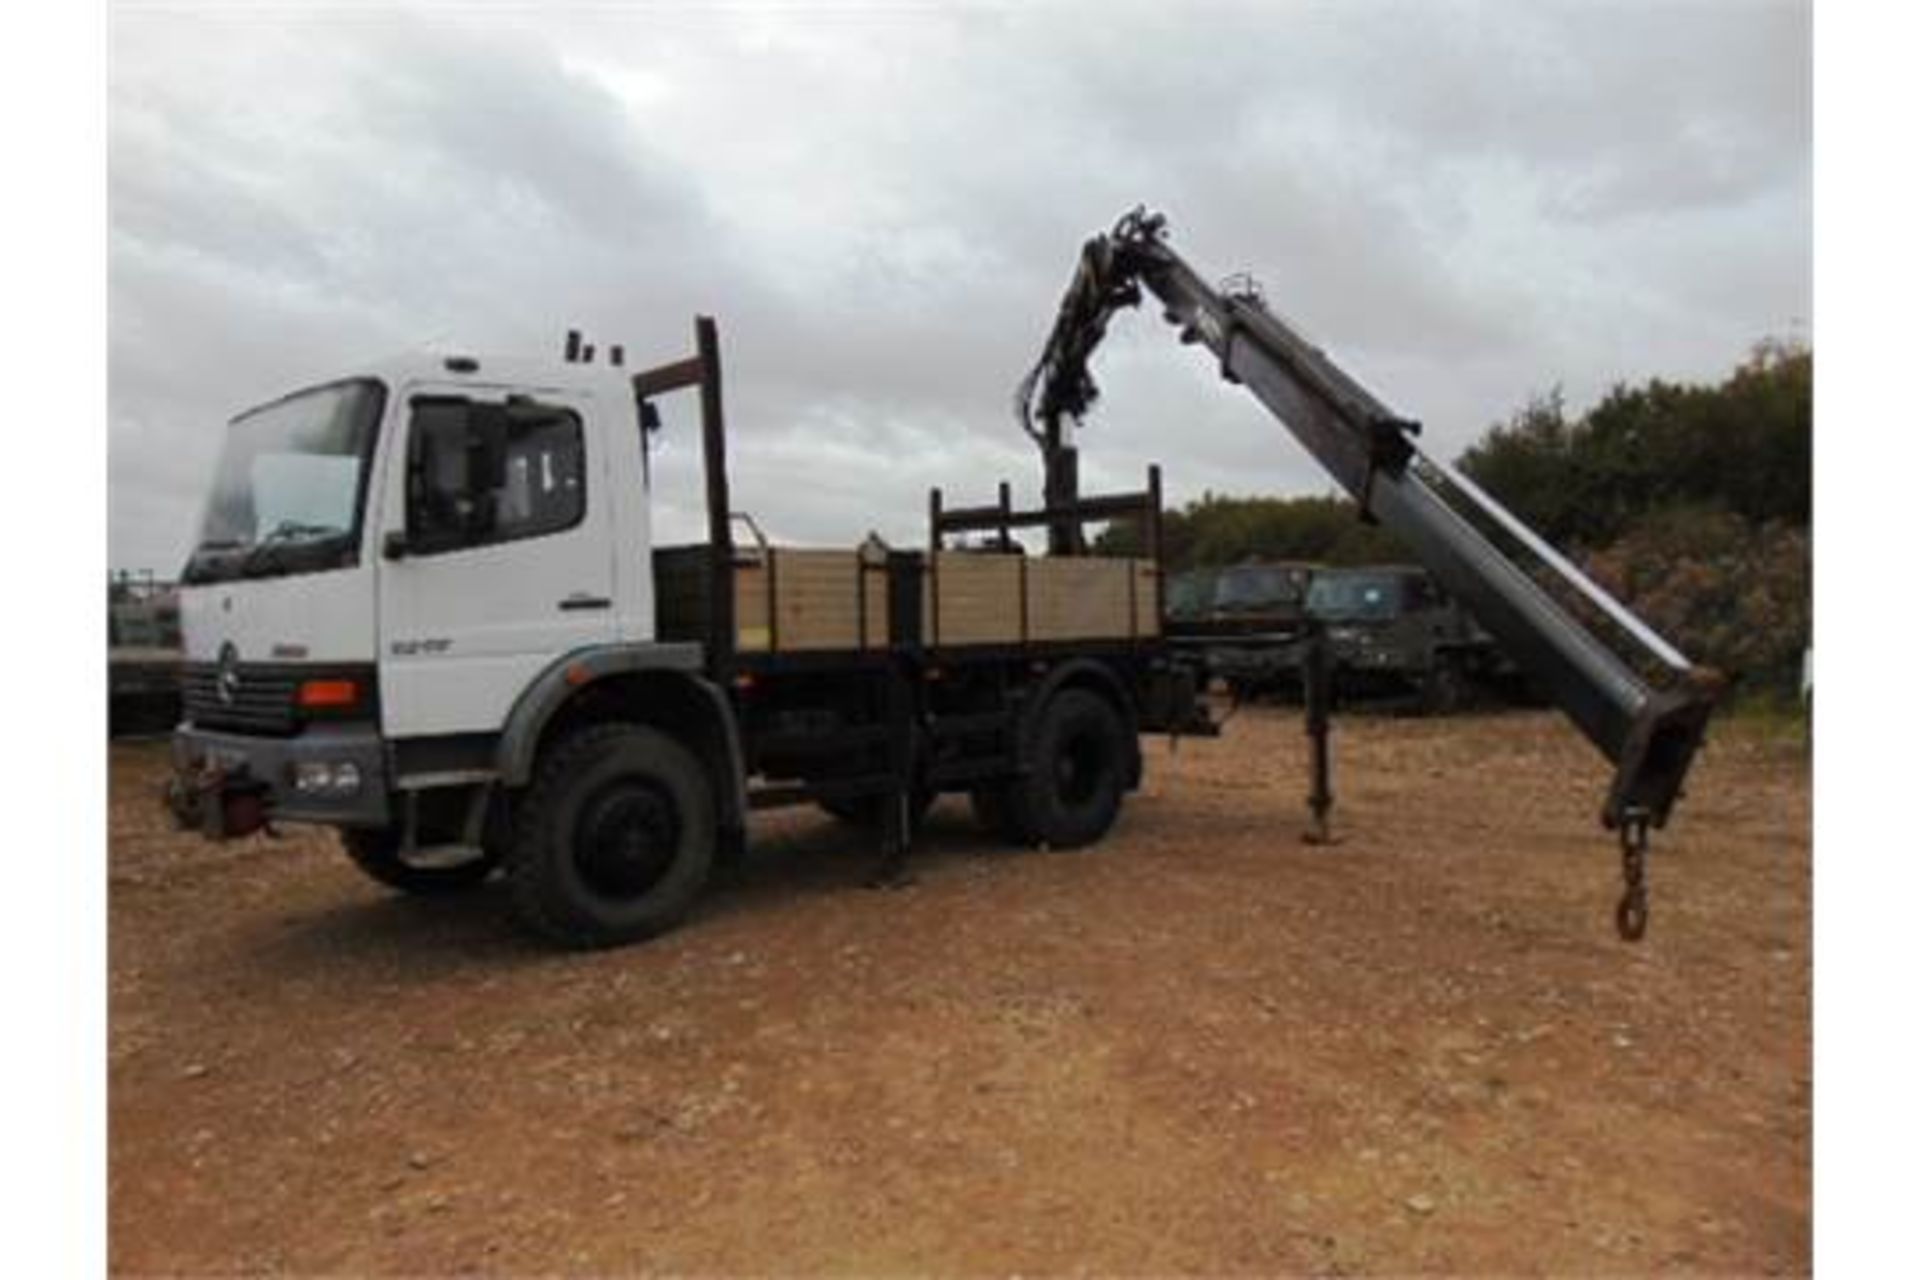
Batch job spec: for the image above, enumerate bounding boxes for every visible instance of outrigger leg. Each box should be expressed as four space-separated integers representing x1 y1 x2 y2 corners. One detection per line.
868 663 918 889
1302 622 1337 846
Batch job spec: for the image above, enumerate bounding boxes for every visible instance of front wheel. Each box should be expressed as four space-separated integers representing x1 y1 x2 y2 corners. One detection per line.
507 723 716 948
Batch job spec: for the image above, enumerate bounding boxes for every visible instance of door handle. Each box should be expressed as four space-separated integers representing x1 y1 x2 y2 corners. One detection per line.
558 594 612 612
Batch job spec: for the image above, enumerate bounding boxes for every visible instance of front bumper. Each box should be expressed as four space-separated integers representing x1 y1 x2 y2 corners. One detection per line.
1330 645 1409 672
167 721 390 836
1210 646 1301 676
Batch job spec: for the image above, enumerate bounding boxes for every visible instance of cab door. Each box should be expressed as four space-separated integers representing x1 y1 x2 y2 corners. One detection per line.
375 384 616 737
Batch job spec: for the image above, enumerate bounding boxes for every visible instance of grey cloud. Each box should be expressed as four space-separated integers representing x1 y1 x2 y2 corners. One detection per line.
108 1 1810 573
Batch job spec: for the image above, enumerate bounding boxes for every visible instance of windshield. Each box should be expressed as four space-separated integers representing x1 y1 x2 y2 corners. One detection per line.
183 380 385 583
1166 571 1217 619
1214 565 1307 612
1306 573 1406 622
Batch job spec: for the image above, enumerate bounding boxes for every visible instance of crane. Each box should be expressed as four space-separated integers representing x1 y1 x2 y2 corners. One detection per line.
1020 208 1722 940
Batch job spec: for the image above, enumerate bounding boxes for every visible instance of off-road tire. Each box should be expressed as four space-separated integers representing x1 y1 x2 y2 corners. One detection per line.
339 824 499 894
507 722 716 949
1004 687 1129 849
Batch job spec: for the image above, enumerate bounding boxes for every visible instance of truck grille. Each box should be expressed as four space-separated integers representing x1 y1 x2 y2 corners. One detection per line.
180 664 300 735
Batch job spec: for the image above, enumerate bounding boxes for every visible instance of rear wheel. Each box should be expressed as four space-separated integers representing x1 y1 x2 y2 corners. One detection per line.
507 723 716 948
1004 687 1130 849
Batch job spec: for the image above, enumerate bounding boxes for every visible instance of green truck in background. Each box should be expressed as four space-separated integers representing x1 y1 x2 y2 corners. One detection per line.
1167 561 1516 712
1165 561 1315 700
1305 564 1513 713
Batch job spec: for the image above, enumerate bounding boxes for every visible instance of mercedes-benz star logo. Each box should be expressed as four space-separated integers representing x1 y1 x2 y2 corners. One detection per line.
215 641 242 707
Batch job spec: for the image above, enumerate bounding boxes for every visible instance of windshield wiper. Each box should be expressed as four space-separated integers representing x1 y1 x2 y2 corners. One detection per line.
240 521 350 577
263 520 345 543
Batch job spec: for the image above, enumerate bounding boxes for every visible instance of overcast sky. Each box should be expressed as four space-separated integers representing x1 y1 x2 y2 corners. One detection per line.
107 0 1810 572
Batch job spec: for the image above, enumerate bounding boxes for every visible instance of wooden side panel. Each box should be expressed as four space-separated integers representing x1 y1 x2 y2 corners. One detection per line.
1026 557 1136 642
933 553 1024 647
655 544 889 653
768 549 873 652
734 558 771 652
659 544 1154 652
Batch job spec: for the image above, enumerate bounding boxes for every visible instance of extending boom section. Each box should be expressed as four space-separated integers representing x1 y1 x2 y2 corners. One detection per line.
1024 209 1719 846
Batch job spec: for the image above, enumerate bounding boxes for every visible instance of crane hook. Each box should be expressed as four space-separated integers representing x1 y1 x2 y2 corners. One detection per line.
1615 810 1651 941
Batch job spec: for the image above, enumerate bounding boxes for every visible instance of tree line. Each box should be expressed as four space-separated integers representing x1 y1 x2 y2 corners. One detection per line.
1097 339 1811 697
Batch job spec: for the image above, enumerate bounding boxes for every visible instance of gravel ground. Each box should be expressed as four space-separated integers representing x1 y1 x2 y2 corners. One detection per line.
109 706 1809 1275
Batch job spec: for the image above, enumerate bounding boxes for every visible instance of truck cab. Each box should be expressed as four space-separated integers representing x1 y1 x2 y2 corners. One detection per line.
170 353 656 874
1211 560 1312 630
1197 559 1316 698
1163 568 1219 626
1304 565 1503 712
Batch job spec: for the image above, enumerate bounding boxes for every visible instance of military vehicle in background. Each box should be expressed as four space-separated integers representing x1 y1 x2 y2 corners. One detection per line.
109 571 183 735
1164 567 1219 625
1167 559 1514 710
1197 560 1316 699
1306 564 1511 713
1214 561 1312 627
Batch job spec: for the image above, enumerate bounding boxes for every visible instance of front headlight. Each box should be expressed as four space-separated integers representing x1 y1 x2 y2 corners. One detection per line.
291 761 363 796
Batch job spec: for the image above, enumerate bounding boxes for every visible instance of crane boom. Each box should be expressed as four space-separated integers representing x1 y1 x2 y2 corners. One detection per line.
1023 209 1719 836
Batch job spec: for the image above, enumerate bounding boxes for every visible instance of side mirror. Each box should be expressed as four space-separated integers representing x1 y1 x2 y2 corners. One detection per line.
382 530 410 561
638 400 662 434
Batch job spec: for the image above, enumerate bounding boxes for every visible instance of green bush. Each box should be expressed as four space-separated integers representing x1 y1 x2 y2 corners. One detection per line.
1459 340 1810 549
1581 506 1810 697
1098 339 1810 700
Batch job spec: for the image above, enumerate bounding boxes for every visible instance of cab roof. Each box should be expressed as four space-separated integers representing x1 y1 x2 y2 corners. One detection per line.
346 351 637 400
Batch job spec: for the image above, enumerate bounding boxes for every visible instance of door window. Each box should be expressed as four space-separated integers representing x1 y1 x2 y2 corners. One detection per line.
496 418 584 539
404 397 585 554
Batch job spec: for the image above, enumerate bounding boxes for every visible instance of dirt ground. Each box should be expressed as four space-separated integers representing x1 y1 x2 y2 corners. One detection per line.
109 706 1810 1276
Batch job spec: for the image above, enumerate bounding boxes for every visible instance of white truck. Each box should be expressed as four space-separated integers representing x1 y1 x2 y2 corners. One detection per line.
166 210 1720 947
165 322 1199 947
